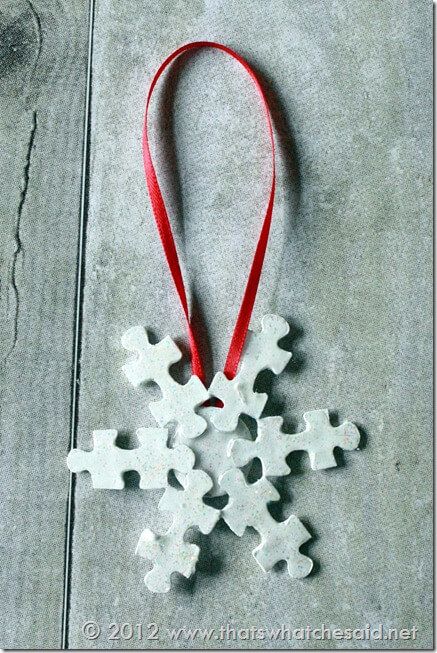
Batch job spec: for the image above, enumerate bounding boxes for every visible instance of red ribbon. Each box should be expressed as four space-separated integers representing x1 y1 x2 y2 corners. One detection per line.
143 41 275 384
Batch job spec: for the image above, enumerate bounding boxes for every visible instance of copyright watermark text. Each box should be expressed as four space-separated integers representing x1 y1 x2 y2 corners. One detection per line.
81 621 419 643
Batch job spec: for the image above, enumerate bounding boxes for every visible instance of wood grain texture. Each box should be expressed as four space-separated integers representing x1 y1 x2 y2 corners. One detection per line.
47 0 432 648
0 0 90 647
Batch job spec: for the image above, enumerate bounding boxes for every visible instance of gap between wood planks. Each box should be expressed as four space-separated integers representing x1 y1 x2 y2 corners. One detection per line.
61 0 96 648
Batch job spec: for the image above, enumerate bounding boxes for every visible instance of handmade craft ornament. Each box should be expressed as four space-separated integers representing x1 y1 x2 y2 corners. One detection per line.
66 41 362 592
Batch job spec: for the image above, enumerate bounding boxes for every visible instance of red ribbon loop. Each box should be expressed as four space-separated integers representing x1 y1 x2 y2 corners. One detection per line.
143 41 276 384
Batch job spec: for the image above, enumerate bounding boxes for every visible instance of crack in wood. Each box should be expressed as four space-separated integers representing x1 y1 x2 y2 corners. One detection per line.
7 109 37 360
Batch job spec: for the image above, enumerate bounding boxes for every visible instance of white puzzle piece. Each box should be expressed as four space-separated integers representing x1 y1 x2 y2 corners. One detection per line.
209 315 292 432
231 410 360 476
121 325 209 439
67 428 194 489
220 468 313 578
136 470 220 592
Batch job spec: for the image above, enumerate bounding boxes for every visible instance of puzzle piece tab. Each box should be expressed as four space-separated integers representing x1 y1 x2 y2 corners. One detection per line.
121 326 209 439
209 315 292 432
231 410 360 476
67 428 194 489
136 528 199 593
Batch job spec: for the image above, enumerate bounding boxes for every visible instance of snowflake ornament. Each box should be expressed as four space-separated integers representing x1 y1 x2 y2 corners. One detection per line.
67 313 360 592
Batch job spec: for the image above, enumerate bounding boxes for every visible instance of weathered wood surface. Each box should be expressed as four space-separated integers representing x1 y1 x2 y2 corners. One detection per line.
67 0 432 650
0 0 432 649
0 0 90 648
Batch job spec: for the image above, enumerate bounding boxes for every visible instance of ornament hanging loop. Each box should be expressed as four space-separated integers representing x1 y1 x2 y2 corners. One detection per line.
143 41 276 384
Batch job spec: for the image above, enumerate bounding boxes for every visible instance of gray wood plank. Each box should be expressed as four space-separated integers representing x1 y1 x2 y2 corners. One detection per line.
69 0 432 648
0 0 91 647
